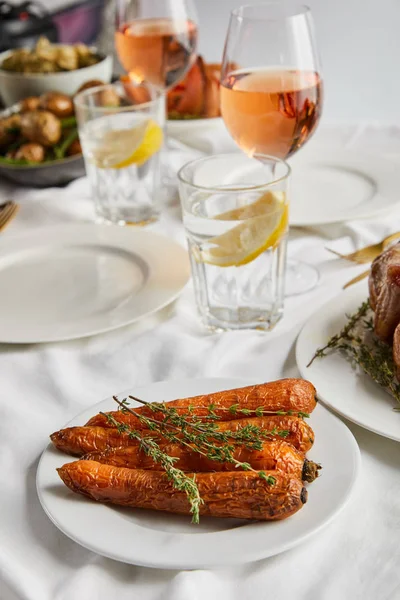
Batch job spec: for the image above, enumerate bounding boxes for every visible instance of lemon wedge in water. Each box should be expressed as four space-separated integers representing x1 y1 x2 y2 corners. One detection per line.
200 191 288 267
93 119 163 169
215 190 285 221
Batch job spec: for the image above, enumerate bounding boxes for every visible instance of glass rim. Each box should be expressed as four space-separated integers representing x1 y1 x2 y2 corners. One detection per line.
73 81 164 113
177 153 291 192
231 3 311 20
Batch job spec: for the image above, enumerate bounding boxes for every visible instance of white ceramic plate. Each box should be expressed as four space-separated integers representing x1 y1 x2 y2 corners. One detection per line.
167 116 223 135
0 224 190 343
167 117 225 147
296 283 400 442
37 377 360 569
289 146 400 226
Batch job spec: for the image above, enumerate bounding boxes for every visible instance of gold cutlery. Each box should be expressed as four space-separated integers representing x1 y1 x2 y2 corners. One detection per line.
0 202 18 232
343 269 370 289
327 231 400 265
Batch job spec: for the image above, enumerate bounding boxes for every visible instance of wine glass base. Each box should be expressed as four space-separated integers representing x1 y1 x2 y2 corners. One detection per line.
161 166 179 205
285 259 319 296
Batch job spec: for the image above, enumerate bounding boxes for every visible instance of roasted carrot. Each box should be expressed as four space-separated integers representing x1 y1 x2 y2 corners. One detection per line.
212 415 315 453
86 379 317 429
50 426 134 456
85 439 320 482
50 415 315 457
58 460 307 520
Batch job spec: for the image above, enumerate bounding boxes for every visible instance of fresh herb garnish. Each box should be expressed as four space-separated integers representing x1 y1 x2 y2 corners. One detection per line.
60 116 77 129
100 394 284 523
308 299 400 408
54 128 78 159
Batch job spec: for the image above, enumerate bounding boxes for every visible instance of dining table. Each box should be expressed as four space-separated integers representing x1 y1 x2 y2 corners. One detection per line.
0 121 399 600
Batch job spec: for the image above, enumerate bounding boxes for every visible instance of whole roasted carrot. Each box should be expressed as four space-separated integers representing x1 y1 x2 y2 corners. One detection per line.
50 415 315 457
50 426 134 456
86 379 317 429
58 460 307 520
85 439 320 482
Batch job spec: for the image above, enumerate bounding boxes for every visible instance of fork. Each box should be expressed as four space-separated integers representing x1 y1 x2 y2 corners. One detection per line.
0 202 18 232
326 231 400 264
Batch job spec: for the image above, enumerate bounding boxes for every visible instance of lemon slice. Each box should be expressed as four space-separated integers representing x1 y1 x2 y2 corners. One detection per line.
92 119 163 169
201 203 288 267
215 190 285 221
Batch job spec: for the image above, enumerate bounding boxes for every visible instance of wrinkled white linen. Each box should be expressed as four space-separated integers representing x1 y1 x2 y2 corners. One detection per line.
1 124 400 600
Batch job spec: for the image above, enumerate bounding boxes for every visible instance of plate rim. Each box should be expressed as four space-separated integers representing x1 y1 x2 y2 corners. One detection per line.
36 377 361 569
289 146 400 226
0 224 190 344
296 283 400 442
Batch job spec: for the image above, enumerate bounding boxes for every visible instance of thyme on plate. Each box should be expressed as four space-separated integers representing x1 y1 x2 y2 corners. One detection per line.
99 394 287 523
307 299 400 408
100 410 203 523
307 300 371 366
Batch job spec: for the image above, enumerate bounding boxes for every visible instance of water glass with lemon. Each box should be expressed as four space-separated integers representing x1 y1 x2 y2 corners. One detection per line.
74 83 164 225
178 154 290 331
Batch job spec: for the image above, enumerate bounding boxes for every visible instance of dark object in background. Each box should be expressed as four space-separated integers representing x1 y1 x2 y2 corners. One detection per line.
52 0 105 46
0 0 105 54
0 1 58 52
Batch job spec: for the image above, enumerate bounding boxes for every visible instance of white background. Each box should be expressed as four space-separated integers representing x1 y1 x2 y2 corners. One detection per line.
45 0 400 123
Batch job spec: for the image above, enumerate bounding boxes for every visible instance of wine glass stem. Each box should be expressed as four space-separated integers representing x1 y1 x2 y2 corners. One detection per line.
161 93 177 197
162 94 170 172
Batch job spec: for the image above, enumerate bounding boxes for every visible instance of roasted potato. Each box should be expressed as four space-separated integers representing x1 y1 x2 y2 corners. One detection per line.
76 79 105 94
57 45 78 71
76 82 120 106
38 92 74 118
98 88 120 107
0 114 21 147
20 97 41 112
20 111 61 147
1 49 30 72
15 143 45 163
0 37 100 74
66 138 82 156
35 37 57 62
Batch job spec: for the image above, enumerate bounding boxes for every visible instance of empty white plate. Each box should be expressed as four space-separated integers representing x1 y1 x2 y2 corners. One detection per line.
0 224 190 343
37 377 361 569
289 147 400 226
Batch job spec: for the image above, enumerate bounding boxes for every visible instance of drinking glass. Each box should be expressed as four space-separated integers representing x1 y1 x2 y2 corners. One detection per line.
221 4 323 295
115 0 198 187
74 82 165 226
178 153 290 331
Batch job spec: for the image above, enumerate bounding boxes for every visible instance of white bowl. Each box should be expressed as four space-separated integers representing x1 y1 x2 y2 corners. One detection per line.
0 49 113 107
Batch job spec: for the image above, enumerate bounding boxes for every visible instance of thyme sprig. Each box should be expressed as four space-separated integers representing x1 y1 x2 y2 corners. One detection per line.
100 411 203 523
129 398 309 420
307 300 371 367
117 397 278 480
99 393 283 523
127 396 291 449
307 299 400 408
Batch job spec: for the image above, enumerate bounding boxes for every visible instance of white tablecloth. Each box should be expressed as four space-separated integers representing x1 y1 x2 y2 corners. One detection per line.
1 124 400 600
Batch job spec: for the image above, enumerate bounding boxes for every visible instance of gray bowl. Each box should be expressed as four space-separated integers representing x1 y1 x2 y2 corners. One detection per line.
0 49 113 107
0 154 85 187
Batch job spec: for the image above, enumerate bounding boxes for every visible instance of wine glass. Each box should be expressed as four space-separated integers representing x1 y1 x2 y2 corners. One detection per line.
115 0 198 190
221 3 323 295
